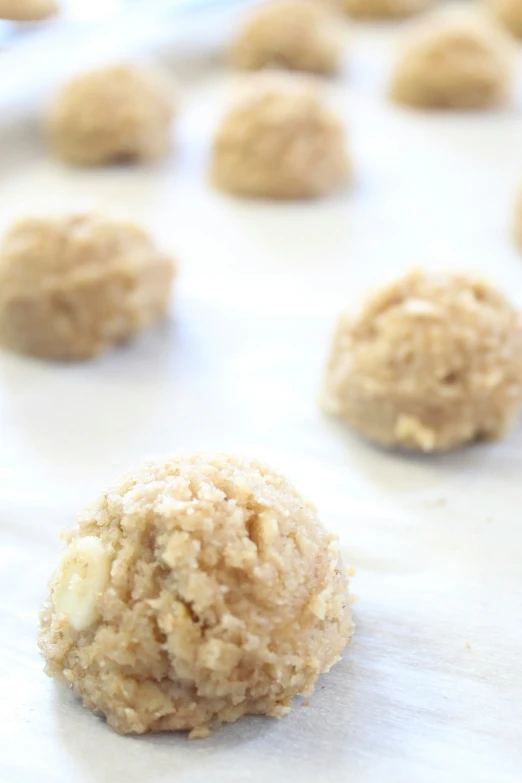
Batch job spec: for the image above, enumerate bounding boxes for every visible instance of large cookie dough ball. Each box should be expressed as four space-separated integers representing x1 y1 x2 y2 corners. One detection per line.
46 64 175 165
39 454 353 736
490 0 522 38
322 270 522 451
342 0 429 21
0 0 57 20
0 214 175 360
211 75 350 199
228 0 342 76
390 19 510 109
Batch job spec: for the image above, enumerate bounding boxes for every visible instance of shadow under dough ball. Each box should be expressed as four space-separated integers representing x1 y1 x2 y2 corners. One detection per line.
228 0 343 76
45 63 175 165
342 0 430 20
0 213 175 360
322 270 522 452
389 17 510 109
39 453 353 736
211 73 351 199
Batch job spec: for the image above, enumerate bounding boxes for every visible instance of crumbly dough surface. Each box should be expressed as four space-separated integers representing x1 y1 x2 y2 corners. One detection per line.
390 18 510 109
46 64 175 165
322 270 522 451
0 0 57 20
0 213 174 360
228 0 342 75
39 454 353 736
211 74 350 199
342 0 429 20
490 0 522 38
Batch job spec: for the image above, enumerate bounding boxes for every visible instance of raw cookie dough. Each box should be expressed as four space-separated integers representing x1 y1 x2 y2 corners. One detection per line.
39 453 353 736
228 0 343 76
342 0 429 20
0 0 57 20
46 63 175 165
512 189 522 250
0 213 175 360
390 18 510 109
211 74 350 199
490 0 522 37
322 270 522 451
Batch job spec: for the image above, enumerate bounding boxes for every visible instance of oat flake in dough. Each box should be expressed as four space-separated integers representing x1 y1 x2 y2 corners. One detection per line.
39 454 353 736
0 213 175 360
322 270 522 451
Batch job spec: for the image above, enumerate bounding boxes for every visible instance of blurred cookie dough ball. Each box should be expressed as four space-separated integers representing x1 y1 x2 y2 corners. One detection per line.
490 0 522 37
211 74 350 199
390 18 510 109
513 189 522 249
322 270 522 451
229 0 343 76
39 453 353 736
342 0 429 20
46 64 175 165
0 213 175 360
0 0 57 20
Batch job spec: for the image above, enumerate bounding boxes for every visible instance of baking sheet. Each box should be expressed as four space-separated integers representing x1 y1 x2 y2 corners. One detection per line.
1 8 522 782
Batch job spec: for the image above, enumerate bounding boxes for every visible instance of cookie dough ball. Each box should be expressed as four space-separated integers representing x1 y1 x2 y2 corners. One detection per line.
0 214 174 360
46 64 175 165
390 19 510 109
342 0 429 20
322 270 522 451
39 453 353 736
228 0 343 76
490 0 522 37
513 190 522 249
211 75 350 199
0 0 57 20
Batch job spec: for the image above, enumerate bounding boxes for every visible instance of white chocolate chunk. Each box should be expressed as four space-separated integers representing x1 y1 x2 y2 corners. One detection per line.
395 414 436 451
401 298 441 317
52 536 111 631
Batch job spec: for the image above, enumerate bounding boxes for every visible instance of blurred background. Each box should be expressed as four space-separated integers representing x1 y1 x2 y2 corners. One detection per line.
0 0 255 107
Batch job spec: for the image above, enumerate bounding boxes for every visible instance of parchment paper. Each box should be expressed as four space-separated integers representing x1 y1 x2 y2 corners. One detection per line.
0 11 521 782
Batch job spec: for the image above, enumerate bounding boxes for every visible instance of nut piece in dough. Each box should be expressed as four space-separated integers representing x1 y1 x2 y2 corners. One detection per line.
322 270 522 451
228 0 343 76
0 213 175 361
0 0 57 20
389 17 510 109
46 63 175 165
342 0 429 20
211 74 350 199
39 453 353 736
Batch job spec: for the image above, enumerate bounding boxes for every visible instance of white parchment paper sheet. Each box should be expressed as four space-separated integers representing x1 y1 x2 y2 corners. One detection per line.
0 11 521 783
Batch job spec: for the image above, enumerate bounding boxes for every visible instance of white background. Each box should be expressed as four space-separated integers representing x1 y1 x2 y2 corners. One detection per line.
0 5 522 782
